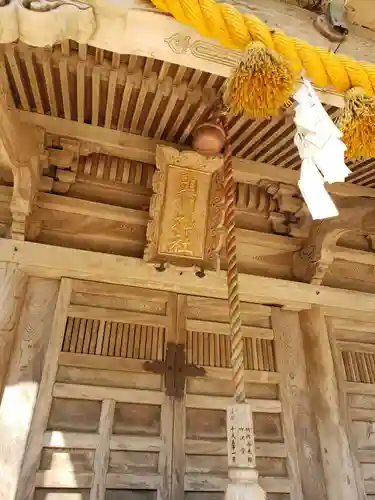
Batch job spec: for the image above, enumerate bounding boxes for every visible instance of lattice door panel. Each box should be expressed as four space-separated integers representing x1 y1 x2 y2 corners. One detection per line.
33 280 176 500
173 296 292 500
329 314 375 499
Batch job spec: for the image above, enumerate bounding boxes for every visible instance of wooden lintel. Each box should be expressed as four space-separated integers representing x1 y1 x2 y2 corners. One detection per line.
2 238 375 312
17 111 375 200
4 188 375 288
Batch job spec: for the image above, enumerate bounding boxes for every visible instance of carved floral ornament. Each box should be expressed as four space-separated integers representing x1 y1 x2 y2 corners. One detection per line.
0 0 95 45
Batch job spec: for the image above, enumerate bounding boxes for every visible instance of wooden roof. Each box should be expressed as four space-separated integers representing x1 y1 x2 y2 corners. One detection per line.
3 40 375 188
1 28 375 298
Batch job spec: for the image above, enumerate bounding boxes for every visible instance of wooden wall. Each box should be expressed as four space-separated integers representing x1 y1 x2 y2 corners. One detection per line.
1 276 374 500
328 313 375 499
31 284 295 500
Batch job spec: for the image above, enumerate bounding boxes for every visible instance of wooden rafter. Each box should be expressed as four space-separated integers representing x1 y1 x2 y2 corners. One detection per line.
3 40 375 187
0 0 374 109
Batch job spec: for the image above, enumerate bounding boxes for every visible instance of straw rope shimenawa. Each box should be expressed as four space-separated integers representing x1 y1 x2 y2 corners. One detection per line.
149 0 375 159
149 0 375 95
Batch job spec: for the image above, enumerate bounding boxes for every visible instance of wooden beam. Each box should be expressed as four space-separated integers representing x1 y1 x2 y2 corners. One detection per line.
16 278 72 500
272 309 327 500
334 246 375 266
2 238 375 312
299 307 366 500
36 192 148 226
90 399 115 500
17 111 375 200
0 67 45 240
25 190 375 286
0 263 27 399
0 277 61 500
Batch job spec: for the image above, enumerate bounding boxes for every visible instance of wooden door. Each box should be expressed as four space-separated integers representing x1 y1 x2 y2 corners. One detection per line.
172 295 301 500
33 281 176 500
328 311 375 499
26 282 305 500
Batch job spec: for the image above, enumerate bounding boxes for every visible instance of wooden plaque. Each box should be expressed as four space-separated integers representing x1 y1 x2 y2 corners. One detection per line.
144 146 223 270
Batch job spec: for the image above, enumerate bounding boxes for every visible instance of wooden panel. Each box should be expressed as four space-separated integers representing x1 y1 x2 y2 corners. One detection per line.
353 420 375 496
43 432 99 450
108 451 159 474
105 492 156 500
63 283 168 364
186 331 275 371
34 489 90 499
185 297 275 373
113 403 161 436
180 297 292 499
35 284 175 500
186 378 278 399
342 349 375 384
185 494 289 500
186 296 271 328
56 364 162 392
185 454 287 477
185 394 281 413
39 449 95 472
71 282 169 315
63 318 165 361
53 383 164 406
47 398 101 433
328 314 375 499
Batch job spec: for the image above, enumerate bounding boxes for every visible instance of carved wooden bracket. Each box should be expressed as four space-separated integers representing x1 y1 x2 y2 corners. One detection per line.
0 108 45 240
0 0 95 46
0 59 47 240
259 180 305 236
44 136 80 195
293 197 375 285
144 145 223 271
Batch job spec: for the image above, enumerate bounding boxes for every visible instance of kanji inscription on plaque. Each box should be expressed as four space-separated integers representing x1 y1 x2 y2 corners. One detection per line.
144 146 223 270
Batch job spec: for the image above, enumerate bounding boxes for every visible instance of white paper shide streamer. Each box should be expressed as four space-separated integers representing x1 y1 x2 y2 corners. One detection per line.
293 79 351 220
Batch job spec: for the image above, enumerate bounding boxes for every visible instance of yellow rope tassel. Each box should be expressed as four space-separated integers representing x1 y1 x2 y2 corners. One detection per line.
148 0 375 98
338 87 375 160
223 42 297 118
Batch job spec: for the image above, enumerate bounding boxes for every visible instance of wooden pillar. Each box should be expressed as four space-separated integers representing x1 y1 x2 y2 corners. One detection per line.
0 277 71 500
272 308 327 500
0 263 27 399
299 306 365 500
